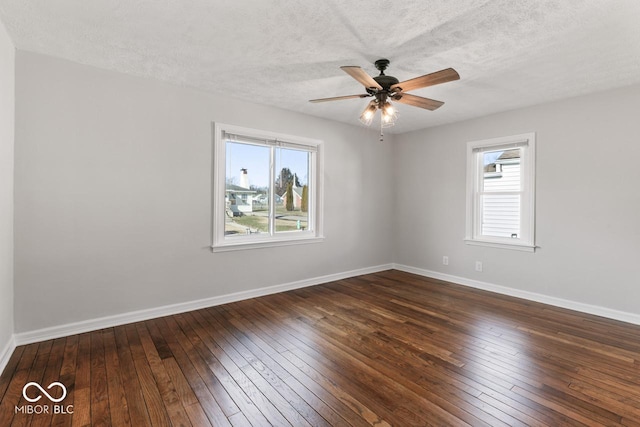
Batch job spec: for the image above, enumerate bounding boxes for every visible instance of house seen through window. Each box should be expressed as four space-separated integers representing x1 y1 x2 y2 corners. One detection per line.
481 147 522 238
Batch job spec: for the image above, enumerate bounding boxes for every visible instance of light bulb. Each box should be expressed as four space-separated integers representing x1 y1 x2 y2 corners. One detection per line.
359 100 377 126
380 101 397 128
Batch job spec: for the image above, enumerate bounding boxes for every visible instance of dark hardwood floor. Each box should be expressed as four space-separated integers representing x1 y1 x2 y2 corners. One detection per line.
2 270 640 426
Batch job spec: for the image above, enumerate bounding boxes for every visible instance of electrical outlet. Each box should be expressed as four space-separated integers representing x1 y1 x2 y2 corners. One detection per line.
442 256 449 265
475 261 483 272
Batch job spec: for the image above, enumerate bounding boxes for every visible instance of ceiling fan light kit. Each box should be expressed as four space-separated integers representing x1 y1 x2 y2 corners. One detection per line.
359 100 378 126
310 59 460 140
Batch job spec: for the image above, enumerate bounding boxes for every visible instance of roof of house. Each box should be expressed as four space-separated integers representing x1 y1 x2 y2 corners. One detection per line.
282 186 304 198
484 149 521 172
226 184 256 193
497 149 521 161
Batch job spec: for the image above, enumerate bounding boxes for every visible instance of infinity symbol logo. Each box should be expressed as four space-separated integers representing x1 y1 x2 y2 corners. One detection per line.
22 382 67 403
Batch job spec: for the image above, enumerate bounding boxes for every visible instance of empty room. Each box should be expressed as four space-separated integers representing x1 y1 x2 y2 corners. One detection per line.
1 1 640 426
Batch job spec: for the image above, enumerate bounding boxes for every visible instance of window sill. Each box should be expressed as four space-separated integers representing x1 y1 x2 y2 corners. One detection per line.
212 234 324 252
464 238 536 252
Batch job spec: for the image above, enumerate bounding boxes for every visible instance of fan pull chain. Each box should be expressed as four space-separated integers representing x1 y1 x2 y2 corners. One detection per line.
379 117 384 142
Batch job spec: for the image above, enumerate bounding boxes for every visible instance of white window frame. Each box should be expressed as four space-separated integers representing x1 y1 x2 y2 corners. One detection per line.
465 132 536 252
212 123 324 252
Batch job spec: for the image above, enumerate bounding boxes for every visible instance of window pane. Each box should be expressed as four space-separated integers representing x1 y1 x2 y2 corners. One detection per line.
481 194 521 238
274 147 309 233
481 147 522 238
482 148 521 192
225 141 270 236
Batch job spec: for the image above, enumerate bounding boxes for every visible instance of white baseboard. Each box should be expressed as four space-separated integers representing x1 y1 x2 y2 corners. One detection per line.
13 263 394 347
393 263 640 326
8 261 638 372
0 334 16 378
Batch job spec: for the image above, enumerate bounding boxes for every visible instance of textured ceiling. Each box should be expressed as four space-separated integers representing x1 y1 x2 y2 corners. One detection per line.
1 0 640 133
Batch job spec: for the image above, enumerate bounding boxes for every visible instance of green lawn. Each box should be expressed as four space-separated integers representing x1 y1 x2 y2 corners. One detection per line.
231 209 308 233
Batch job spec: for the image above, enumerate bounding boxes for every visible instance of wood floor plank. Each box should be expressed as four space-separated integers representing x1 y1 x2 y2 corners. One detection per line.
267 298 490 426
266 291 481 425
135 322 192 426
171 313 273 426
12 340 54 427
204 308 326 427
209 305 349 427
162 356 215 427
89 331 111 427
226 302 370 427
227 411 253 427
160 315 239 420
280 350 393 427
150 317 233 426
71 334 91 427
102 330 131 427
0 346 25 402
31 337 67 427
51 335 78 427
183 401 214 427
123 324 172 426
112 325 153 427
2 270 640 426
180 310 292 426
0 344 32 425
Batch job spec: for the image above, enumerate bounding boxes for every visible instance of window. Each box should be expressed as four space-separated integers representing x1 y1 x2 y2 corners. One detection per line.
465 133 536 251
212 123 323 251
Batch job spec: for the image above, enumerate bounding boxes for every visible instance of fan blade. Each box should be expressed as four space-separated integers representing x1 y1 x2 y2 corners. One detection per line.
309 94 370 103
391 68 459 92
340 66 382 90
394 93 444 111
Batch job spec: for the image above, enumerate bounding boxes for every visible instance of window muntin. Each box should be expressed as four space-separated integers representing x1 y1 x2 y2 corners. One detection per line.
213 123 322 251
466 133 535 251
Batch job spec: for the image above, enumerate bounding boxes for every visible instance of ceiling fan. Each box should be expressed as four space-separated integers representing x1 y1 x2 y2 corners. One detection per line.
310 59 459 133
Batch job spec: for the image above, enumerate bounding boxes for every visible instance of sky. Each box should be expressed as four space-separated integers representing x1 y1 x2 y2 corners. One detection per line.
226 142 309 188
483 150 503 165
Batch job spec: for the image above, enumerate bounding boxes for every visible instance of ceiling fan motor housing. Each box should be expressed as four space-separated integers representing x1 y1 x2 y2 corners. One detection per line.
367 59 399 95
372 74 399 89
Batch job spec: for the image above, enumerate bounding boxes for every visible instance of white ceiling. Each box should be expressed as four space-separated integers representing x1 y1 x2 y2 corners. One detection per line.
1 0 640 133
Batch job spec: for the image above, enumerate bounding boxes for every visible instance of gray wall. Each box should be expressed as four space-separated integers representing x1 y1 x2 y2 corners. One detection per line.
11 49 640 335
14 52 394 333
0 20 15 356
393 84 640 315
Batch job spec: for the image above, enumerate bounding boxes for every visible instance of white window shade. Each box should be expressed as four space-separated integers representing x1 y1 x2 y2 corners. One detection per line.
224 131 318 152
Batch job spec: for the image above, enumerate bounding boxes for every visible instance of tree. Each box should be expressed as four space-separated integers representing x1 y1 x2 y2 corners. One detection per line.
276 167 294 196
285 182 294 211
301 185 308 213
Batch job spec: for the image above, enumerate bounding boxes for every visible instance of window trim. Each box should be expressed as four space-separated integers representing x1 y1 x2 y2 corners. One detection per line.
465 132 536 252
211 122 324 252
